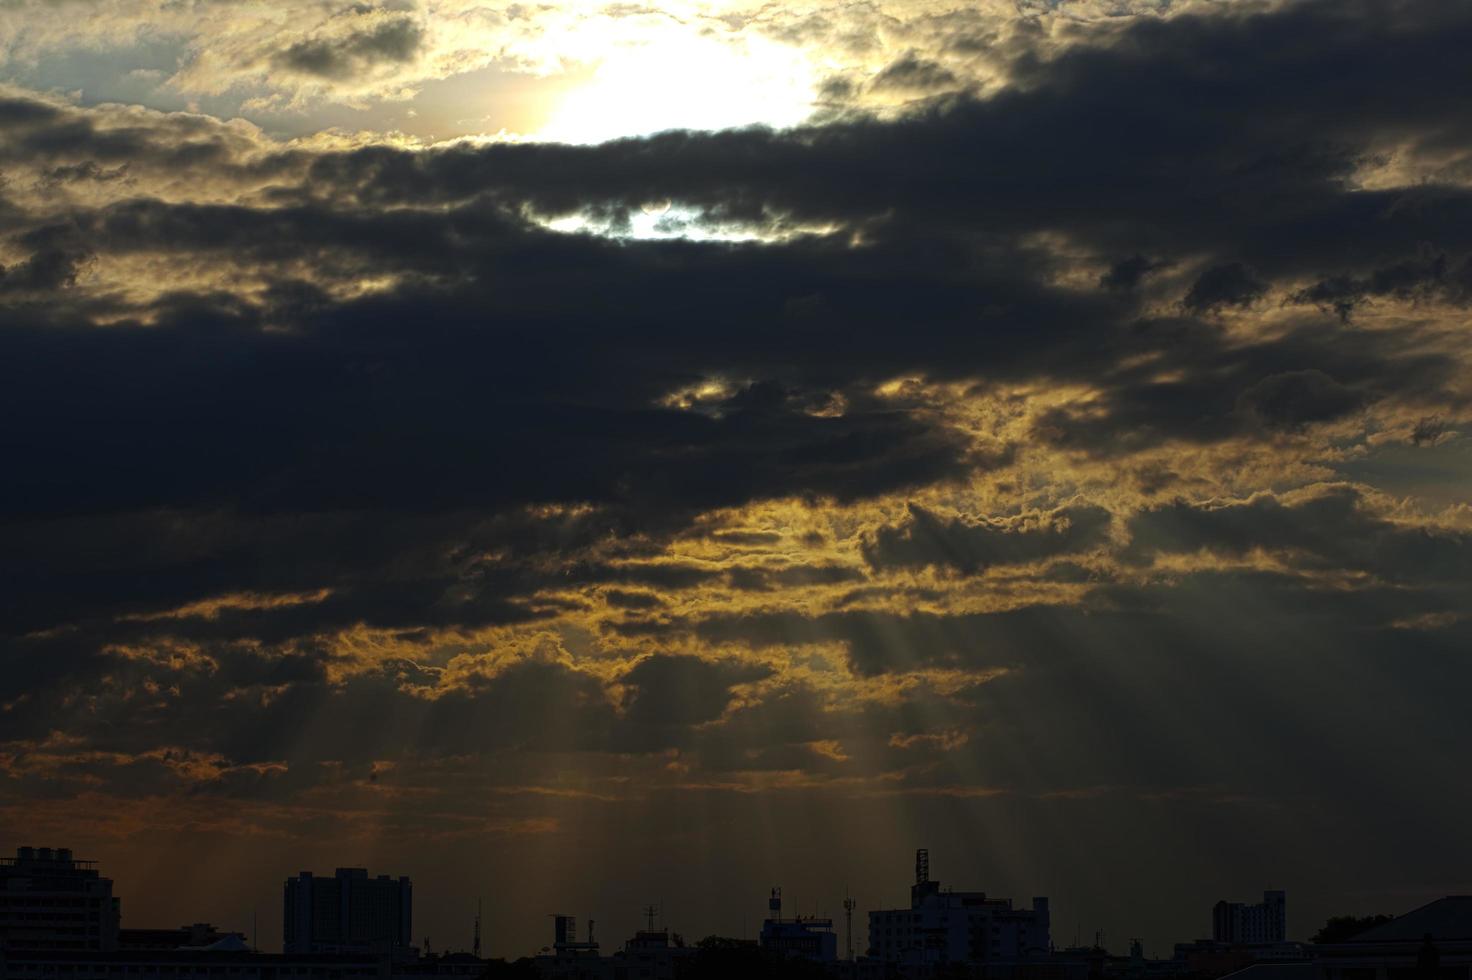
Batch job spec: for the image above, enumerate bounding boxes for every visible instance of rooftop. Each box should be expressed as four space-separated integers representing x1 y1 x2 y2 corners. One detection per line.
1344 898 1472 944
1220 962 1315 980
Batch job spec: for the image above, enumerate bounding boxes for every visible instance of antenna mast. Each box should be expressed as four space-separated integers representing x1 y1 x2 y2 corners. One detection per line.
473 899 482 958
643 905 658 932
843 891 857 961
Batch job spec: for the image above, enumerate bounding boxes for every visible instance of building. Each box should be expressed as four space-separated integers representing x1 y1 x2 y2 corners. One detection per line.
117 922 247 950
1313 896 1472 980
1173 939 1307 978
1220 963 1316 980
619 927 697 980
1215 893 1288 946
283 867 413 956
868 849 1051 967
533 913 703 980
0 846 121 952
0 947 387 978
761 888 838 962
0 945 521 979
536 914 608 980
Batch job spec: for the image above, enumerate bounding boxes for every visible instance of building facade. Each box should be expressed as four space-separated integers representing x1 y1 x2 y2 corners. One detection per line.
283 867 413 956
0 846 121 952
868 850 1051 967
1214 893 1288 946
761 887 839 962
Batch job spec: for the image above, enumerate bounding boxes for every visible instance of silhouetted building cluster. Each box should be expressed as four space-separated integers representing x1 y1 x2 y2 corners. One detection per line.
531 850 1054 980
4 841 1469 980
0 847 454 979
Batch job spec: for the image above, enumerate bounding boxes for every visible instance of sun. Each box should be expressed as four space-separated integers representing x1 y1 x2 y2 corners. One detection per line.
537 29 818 144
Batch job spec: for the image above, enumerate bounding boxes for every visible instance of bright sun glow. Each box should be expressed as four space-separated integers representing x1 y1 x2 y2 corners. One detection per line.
536 30 817 144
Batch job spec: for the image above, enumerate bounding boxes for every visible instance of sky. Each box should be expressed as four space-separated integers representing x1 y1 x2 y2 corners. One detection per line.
3 0 1472 960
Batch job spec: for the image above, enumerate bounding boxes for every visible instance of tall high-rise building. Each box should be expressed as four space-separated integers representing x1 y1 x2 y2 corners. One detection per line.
0 846 121 952
1213 891 1287 945
282 867 412 955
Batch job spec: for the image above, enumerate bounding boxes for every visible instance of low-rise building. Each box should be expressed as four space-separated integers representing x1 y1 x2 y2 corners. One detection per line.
868 849 1051 967
762 888 839 962
0 947 388 978
1313 897 1472 980
118 922 247 950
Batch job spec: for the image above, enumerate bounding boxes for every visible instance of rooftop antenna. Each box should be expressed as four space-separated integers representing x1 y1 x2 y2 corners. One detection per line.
770 887 782 923
843 890 857 961
252 907 258 953
916 848 930 885
643 904 658 932
473 899 482 958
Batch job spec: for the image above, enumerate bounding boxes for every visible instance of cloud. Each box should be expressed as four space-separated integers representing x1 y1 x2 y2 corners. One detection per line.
1235 369 1364 431
1099 253 1166 291
868 53 961 94
3 1 1472 933
1182 262 1267 313
274 17 425 80
1124 484 1472 584
617 654 774 746
863 503 1113 575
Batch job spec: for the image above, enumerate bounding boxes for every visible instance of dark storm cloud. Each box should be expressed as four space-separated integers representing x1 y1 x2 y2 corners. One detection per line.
275 17 425 79
1124 485 1472 583
1029 316 1452 454
1099 254 1166 291
1234 369 1364 431
41 161 130 184
686 605 1085 677
1290 250 1472 321
4 0 1472 819
725 563 865 591
1410 415 1450 446
295 0 1472 278
868 53 960 93
863 502 1113 575
684 563 1471 682
1181 262 1266 314
616 654 773 749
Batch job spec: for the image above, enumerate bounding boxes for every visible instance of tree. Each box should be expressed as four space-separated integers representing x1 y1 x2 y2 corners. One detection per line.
1312 915 1395 944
